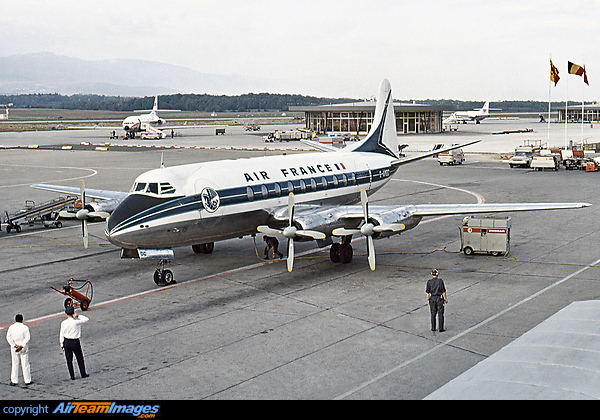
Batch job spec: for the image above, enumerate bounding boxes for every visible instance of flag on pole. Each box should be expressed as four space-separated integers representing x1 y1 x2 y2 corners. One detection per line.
550 59 560 86
568 61 589 85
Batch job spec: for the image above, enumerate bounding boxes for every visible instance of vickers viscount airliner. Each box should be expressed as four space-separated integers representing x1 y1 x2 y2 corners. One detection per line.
36 80 590 286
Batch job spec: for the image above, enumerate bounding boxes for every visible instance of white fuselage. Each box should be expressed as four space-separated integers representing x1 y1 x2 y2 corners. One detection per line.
105 150 397 249
122 112 165 133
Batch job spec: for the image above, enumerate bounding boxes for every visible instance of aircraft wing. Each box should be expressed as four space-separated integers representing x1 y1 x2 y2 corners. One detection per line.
160 124 228 130
281 200 590 238
31 184 129 201
67 125 123 130
300 139 339 152
411 202 591 216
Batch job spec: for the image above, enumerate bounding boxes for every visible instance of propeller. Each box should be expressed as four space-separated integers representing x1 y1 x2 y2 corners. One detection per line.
257 193 325 272
332 189 407 271
79 180 88 249
73 180 111 249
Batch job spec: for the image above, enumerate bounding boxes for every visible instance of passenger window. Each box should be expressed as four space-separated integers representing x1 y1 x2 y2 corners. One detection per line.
246 186 254 202
321 177 328 190
261 184 268 199
309 178 317 192
347 172 356 185
330 175 338 188
274 183 282 197
299 180 306 193
287 181 294 194
338 174 347 187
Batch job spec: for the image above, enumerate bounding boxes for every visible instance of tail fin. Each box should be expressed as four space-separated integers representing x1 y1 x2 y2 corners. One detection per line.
347 79 398 158
481 101 490 114
152 96 159 114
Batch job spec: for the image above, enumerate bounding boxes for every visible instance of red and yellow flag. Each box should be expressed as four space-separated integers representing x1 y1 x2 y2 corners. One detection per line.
568 61 589 85
550 59 560 86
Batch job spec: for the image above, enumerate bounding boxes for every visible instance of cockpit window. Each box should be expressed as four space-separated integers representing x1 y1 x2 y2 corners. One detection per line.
160 183 176 194
132 182 176 195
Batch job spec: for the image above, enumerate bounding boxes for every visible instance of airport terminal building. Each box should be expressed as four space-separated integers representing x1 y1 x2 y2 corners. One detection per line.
558 104 600 123
291 102 447 135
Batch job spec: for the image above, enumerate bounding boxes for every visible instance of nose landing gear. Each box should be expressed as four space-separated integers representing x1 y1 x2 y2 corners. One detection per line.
153 259 175 286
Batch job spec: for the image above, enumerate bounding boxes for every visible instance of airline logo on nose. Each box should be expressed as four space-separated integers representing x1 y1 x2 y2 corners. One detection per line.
201 187 220 213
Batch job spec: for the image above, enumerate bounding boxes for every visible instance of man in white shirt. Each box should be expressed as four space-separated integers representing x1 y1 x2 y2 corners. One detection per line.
59 306 89 380
6 314 31 386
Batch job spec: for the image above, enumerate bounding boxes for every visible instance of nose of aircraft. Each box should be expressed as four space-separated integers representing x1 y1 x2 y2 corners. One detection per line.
105 194 165 245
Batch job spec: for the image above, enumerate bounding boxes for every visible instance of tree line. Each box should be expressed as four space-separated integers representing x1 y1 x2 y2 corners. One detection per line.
0 92 590 113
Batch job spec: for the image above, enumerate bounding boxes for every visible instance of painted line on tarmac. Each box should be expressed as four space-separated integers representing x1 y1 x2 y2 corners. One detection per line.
0 247 318 332
0 179 484 331
334 256 600 400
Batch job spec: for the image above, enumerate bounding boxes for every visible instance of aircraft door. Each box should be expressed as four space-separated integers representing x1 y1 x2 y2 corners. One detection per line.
362 162 372 191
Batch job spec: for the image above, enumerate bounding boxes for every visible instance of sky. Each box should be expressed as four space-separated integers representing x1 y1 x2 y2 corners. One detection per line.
2 0 600 101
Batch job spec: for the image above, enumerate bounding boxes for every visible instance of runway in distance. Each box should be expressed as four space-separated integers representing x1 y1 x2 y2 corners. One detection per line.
73 95 226 139
443 101 499 124
72 79 585 285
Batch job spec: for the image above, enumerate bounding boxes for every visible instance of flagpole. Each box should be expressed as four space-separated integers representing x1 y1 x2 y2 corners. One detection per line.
565 71 569 149
548 56 552 146
582 59 585 144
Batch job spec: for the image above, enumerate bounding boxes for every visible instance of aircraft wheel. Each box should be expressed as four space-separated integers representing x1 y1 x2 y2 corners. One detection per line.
161 269 175 285
80 299 90 311
200 242 214 254
192 242 214 254
340 243 353 264
153 271 162 286
330 243 341 263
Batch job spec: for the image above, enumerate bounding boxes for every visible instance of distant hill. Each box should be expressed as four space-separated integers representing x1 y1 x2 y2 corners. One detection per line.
0 52 267 96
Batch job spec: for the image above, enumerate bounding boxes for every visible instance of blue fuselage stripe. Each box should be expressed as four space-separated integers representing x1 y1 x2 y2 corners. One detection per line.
109 166 396 234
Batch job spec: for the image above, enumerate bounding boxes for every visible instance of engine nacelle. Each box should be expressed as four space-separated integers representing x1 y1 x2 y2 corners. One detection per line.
87 199 121 214
369 206 422 239
294 212 344 239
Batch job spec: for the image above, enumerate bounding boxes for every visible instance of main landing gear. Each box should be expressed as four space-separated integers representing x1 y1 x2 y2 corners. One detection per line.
330 236 354 264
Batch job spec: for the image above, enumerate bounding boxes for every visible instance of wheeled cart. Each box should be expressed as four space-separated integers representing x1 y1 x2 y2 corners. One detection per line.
460 216 510 256
51 278 93 311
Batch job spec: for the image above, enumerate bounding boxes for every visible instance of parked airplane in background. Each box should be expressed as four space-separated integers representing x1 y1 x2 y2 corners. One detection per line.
37 80 590 286
444 101 499 124
73 96 226 139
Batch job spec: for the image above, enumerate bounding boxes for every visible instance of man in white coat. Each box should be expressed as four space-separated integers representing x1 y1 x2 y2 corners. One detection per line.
6 314 31 386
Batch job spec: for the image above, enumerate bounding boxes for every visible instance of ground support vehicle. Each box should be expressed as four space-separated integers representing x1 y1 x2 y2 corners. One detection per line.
531 154 560 171
437 148 465 165
508 147 537 168
3 196 76 232
460 216 511 256
244 124 261 131
562 147 586 170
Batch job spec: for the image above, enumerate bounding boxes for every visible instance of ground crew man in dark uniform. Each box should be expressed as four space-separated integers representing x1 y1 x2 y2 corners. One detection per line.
426 269 447 332
263 235 283 259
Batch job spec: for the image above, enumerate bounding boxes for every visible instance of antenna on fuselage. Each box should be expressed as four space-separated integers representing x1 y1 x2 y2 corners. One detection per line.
160 152 165 169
